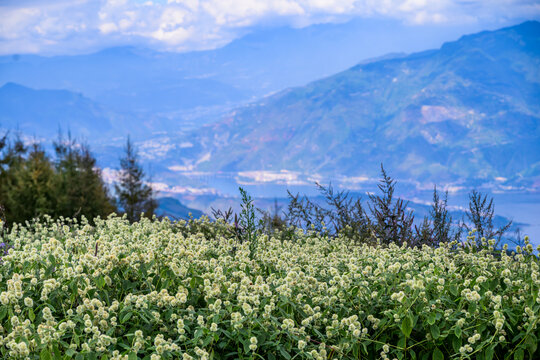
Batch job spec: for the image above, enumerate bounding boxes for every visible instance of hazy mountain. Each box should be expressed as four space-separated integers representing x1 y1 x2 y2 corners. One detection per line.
183 21 540 191
0 18 494 117
0 82 197 141
0 82 115 139
0 48 248 115
156 197 204 220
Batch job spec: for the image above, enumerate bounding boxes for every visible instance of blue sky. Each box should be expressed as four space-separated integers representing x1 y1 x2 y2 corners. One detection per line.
0 0 539 55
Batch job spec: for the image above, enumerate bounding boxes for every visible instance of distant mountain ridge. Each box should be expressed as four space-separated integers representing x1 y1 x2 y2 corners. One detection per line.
0 83 113 138
178 21 540 191
156 197 203 220
0 18 495 119
1 20 539 196
0 82 158 140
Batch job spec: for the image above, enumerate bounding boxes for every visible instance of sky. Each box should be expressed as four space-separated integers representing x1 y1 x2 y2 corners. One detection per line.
0 0 539 55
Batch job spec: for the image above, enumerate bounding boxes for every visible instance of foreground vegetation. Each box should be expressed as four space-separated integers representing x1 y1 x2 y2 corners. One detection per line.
0 133 156 227
0 135 534 359
0 214 538 359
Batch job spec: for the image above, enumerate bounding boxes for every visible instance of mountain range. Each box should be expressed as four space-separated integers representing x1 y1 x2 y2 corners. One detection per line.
171 21 540 192
0 18 495 133
1 20 539 197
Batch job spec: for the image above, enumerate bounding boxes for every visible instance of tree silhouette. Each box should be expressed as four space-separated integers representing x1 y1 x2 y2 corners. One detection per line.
115 136 156 222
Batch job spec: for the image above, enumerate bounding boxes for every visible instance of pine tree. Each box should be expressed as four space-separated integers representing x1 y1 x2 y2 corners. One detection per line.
1 134 28 226
463 190 511 248
0 133 26 198
414 187 460 246
115 136 156 222
430 186 459 243
4 144 56 225
367 165 414 246
54 134 116 221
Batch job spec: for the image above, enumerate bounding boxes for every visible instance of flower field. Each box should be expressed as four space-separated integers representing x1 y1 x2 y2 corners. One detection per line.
0 216 539 359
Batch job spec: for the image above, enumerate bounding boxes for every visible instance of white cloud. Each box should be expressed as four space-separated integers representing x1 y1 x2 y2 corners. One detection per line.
99 22 119 34
0 0 538 54
150 182 219 195
168 164 194 171
101 167 120 184
237 169 306 184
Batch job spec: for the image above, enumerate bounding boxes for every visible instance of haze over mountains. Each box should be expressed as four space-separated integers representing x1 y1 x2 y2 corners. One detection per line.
0 20 539 199
0 83 117 139
0 18 505 134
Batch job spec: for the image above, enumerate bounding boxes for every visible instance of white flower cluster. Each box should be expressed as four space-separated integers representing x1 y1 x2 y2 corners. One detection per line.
0 216 538 358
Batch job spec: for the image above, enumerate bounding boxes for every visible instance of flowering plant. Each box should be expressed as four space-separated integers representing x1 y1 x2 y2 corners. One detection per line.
0 216 538 359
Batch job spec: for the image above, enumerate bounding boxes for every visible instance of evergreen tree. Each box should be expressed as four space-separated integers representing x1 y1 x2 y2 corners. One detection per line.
54 134 116 221
0 134 28 226
463 190 511 248
4 144 56 225
414 187 460 246
367 165 414 246
115 136 156 222
430 187 460 243
0 133 26 196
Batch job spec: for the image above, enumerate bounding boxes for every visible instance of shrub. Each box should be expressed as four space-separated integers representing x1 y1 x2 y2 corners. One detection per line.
367 165 414 246
0 217 538 359
287 182 369 243
462 190 512 249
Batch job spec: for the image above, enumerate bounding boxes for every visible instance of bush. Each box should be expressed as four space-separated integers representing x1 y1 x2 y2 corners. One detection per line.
285 165 465 247
0 216 538 359
462 190 512 249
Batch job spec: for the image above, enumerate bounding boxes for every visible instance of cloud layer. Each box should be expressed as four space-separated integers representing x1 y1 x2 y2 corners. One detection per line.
1 0 539 55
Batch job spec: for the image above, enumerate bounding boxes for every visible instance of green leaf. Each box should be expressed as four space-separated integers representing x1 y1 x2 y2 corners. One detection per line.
128 353 138 360
397 336 406 349
96 276 105 289
190 276 203 289
120 311 132 324
53 345 63 360
65 349 76 358
452 335 462 353
432 348 444 360
40 348 53 360
202 335 213 347
449 284 458 296
484 346 494 360
401 315 413 338
524 334 538 354
279 348 292 360
514 348 524 360
0 307 7 321
430 324 440 339
427 312 436 325
352 343 359 358
454 326 462 338
28 308 35 321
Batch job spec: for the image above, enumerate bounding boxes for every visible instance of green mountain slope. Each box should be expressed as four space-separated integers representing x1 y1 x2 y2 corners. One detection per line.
188 21 540 190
